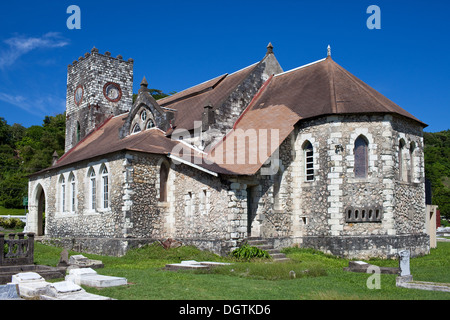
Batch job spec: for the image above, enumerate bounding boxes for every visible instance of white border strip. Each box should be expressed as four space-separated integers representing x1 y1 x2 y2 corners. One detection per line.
274 58 326 78
168 153 218 177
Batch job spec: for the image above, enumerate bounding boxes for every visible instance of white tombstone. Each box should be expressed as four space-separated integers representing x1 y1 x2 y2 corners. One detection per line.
65 267 127 288
9 272 49 299
399 250 411 276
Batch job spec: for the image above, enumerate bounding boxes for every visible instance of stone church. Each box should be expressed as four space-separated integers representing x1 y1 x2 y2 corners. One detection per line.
27 44 430 259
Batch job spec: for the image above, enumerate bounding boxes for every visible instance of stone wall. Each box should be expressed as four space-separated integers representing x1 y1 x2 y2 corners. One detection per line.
65 48 133 151
28 113 429 259
124 152 165 238
286 114 428 257
28 153 127 239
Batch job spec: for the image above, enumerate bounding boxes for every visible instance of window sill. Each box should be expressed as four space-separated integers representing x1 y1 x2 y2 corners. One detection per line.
97 208 111 213
55 212 77 217
396 180 422 186
158 201 169 208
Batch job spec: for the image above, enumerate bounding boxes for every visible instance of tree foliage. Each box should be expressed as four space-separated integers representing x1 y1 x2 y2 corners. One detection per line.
424 130 450 219
132 88 175 104
0 115 65 208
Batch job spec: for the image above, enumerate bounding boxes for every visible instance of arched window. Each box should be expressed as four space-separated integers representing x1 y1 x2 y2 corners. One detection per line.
410 141 416 182
132 123 141 134
89 168 96 210
159 163 169 202
101 166 109 209
141 110 147 121
303 141 314 181
76 121 81 142
399 139 408 181
354 135 368 178
69 173 76 212
146 119 155 130
60 175 66 212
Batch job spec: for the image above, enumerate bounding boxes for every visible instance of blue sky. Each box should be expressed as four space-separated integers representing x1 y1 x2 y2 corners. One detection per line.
0 0 449 132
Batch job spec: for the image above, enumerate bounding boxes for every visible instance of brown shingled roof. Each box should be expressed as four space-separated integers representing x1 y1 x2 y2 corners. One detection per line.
251 57 426 126
203 56 426 175
157 62 259 132
45 114 180 172
35 55 425 178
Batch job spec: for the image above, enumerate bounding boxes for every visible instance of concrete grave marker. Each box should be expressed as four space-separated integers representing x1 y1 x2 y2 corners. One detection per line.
58 249 69 267
10 272 49 299
65 267 127 288
0 283 21 300
399 250 411 277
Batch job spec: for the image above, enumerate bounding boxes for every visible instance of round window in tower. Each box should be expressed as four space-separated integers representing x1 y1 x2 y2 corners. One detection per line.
74 85 84 105
141 110 147 121
103 82 122 102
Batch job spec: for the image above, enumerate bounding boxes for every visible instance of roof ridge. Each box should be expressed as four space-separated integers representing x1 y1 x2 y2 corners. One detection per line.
274 57 326 78
327 58 338 114
159 74 228 107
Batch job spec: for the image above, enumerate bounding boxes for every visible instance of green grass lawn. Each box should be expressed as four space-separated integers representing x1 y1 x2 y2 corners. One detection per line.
0 206 27 216
32 241 450 300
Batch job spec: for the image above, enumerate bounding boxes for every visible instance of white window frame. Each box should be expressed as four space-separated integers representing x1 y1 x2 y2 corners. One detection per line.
60 175 66 212
101 166 109 209
89 169 96 210
303 142 314 181
70 173 76 212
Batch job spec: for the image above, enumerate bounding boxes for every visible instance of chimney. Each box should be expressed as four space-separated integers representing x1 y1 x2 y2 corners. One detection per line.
202 103 215 131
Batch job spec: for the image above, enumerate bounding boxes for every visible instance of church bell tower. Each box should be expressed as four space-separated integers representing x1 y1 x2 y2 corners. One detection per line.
65 47 134 152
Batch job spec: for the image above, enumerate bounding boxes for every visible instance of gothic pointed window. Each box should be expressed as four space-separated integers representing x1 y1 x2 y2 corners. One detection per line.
69 173 76 212
354 135 368 178
303 141 314 181
146 119 155 130
159 162 169 202
141 110 147 121
410 142 416 182
132 123 141 134
399 139 408 181
101 166 109 209
76 121 81 142
89 168 96 210
60 175 66 212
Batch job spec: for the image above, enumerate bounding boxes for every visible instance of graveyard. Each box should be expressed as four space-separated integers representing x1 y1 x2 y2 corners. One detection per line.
2 236 448 300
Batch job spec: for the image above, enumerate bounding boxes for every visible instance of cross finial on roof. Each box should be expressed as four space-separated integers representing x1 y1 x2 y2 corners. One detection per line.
327 45 331 57
267 42 274 55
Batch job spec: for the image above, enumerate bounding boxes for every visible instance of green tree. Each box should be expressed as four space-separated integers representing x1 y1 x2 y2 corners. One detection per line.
424 130 450 219
0 114 66 208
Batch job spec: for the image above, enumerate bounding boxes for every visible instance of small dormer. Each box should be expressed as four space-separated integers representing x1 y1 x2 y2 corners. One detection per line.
119 77 175 138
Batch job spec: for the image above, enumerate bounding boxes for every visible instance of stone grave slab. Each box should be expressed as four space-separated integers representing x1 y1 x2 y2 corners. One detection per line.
165 260 232 271
65 267 127 288
343 261 400 274
0 283 22 300
9 272 50 299
40 281 113 300
68 254 104 269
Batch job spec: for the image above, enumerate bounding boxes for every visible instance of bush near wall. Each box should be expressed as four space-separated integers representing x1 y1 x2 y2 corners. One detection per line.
0 217 25 230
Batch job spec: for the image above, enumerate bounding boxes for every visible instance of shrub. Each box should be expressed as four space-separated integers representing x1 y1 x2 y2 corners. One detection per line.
0 217 25 229
231 244 271 261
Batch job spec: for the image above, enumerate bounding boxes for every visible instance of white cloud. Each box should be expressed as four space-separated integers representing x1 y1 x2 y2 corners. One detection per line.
0 92 65 117
0 32 69 69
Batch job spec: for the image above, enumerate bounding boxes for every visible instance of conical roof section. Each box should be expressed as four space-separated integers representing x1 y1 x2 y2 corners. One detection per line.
251 56 426 127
